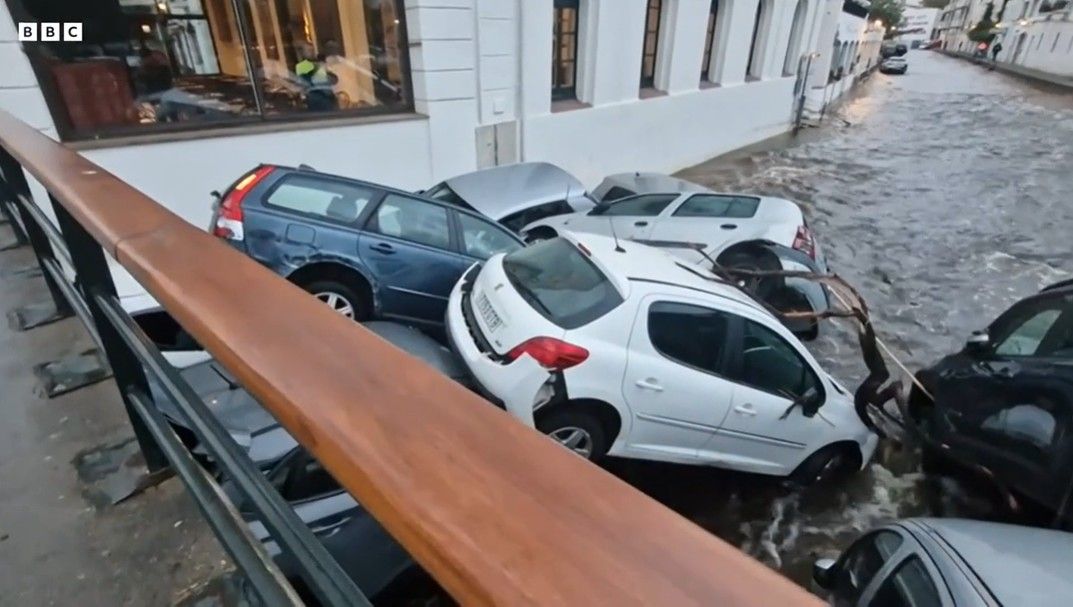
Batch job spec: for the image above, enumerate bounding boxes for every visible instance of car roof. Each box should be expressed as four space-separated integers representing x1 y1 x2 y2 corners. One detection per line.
564 232 770 315
911 518 1073 606
598 172 714 195
443 162 586 219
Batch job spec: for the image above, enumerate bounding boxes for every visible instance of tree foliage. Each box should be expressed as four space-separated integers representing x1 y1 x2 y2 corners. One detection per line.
868 0 905 40
968 1 997 43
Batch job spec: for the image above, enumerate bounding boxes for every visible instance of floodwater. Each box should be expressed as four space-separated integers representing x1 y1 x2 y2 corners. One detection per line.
614 52 1073 587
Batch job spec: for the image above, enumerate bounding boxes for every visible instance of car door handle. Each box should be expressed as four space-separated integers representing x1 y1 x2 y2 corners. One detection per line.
634 221 649 227
733 404 757 416
635 378 664 392
720 223 738 230
369 243 395 254
310 516 352 538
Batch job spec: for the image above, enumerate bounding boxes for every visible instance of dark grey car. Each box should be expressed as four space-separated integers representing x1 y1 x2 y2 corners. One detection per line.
813 518 1073 606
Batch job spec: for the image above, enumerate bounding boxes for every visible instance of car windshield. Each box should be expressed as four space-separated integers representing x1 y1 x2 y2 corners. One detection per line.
501 238 624 329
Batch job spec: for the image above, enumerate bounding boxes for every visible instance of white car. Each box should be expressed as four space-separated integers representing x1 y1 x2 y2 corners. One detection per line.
519 187 831 338
445 233 877 482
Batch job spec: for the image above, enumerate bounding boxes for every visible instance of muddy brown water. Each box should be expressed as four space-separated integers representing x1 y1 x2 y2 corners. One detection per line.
606 51 1073 588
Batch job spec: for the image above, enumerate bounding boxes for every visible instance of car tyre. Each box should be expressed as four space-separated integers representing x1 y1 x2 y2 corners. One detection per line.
536 409 608 462
790 444 858 486
719 250 782 300
301 279 370 321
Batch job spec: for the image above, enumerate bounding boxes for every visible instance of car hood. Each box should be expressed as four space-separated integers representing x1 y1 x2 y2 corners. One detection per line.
444 162 586 220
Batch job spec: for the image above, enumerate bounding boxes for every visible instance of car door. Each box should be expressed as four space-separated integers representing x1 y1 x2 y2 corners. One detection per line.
933 292 1073 508
358 193 466 324
620 296 738 462
647 194 763 252
858 552 953 607
704 315 832 475
826 529 907 607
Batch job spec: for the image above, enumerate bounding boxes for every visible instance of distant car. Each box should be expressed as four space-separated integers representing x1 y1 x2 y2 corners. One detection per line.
148 320 470 470
222 446 428 602
422 162 595 233
518 187 831 338
445 233 877 483
880 57 908 74
908 280 1073 521
812 518 1073 606
210 165 523 328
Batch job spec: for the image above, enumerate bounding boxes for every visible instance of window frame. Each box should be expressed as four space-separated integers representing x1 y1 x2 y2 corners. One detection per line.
6 0 416 143
588 193 679 217
645 300 737 378
864 554 947 607
727 316 824 406
701 0 720 81
260 172 383 227
552 0 581 101
987 294 1073 360
671 194 760 219
363 192 459 254
830 529 907 606
452 209 524 260
640 0 663 89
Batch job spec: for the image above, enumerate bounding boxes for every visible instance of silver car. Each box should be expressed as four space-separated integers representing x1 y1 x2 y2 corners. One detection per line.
423 161 594 233
813 518 1073 606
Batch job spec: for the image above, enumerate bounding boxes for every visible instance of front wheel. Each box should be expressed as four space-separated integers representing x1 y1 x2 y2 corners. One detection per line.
536 409 608 461
790 444 859 486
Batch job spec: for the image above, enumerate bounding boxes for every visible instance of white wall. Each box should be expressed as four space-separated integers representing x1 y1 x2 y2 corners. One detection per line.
997 10 1073 77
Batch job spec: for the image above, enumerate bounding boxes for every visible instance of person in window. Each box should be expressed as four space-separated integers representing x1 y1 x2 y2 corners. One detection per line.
294 43 338 111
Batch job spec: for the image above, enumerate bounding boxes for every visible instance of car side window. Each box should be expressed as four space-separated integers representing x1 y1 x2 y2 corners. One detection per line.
673 195 761 219
868 556 941 607
831 530 904 607
593 194 678 217
265 175 376 223
732 319 821 403
369 194 451 250
992 296 1073 358
458 213 522 260
500 200 574 233
647 302 731 374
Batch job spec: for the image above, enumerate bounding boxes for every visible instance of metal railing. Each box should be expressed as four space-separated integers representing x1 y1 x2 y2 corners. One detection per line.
0 109 821 605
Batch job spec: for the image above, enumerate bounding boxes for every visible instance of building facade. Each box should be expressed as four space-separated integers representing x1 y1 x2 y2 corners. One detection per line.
805 0 882 114
994 0 1073 77
897 6 939 48
0 0 857 303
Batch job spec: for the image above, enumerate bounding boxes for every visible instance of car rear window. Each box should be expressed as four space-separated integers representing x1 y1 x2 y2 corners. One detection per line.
673 194 760 218
266 174 376 223
502 238 624 329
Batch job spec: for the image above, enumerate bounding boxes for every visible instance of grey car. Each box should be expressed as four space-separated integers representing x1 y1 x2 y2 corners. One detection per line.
423 161 594 232
589 171 712 202
813 518 1073 606
148 320 469 470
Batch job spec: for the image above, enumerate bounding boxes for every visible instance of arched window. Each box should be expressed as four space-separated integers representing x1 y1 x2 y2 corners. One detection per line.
746 0 774 79
782 0 809 76
701 0 722 81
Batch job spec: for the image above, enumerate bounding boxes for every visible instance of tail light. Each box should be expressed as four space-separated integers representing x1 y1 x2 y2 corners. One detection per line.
506 337 589 370
212 165 275 241
792 225 815 259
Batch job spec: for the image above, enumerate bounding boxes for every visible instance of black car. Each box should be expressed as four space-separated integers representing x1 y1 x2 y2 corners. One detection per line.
908 280 1073 519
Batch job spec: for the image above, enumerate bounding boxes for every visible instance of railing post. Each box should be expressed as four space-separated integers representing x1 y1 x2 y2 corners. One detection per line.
0 150 28 247
50 195 169 473
0 149 72 317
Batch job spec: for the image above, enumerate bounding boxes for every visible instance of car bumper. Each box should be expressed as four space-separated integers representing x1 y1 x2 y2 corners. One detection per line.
445 267 552 428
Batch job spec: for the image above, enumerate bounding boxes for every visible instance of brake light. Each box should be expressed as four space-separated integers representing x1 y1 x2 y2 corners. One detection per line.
213 165 275 240
792 225 815 259
506 337 589 370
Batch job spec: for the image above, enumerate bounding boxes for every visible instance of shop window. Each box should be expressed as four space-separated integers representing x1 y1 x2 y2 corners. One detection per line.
552 0 579 101
8 0 412 141
640 0 662 89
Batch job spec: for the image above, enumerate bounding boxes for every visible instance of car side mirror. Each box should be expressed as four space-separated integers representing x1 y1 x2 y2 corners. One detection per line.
813 557 837 589
797 385 822 416
965 330 990 353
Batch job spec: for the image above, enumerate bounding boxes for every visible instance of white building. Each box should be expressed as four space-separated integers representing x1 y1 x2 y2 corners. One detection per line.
805 0 883 113
0 0 862 303
994 0 1073 77
897 6 939 48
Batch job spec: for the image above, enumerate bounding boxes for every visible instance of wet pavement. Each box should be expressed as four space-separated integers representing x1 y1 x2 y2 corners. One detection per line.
618 50 1073 586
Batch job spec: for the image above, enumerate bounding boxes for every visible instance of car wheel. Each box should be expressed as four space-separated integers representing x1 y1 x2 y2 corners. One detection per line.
302 279 370 321
524 227 557 244
790 444 858 486
536 409 608 461
719 251 782 300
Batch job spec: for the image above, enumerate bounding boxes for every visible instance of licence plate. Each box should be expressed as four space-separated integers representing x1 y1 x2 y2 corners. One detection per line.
475 293 503 332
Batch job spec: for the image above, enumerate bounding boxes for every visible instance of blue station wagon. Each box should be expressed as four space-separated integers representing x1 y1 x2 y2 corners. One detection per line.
210 165 524 327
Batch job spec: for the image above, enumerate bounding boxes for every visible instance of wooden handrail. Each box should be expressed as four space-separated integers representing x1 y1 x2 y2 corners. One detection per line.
0 110 821 605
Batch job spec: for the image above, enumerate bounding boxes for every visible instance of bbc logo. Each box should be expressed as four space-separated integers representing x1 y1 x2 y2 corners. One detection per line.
18 22 83 42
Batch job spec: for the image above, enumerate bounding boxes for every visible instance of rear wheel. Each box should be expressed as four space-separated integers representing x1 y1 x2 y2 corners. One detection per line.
536 409 608 461
719 250 782 300
790 444 859 486
524 226 558 244
300 279 371 321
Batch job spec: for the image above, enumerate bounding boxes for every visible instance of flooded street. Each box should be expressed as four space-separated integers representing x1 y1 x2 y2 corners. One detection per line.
617 51 1073 587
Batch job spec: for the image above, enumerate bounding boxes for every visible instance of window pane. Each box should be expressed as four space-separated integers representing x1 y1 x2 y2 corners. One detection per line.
266 175 376 221
870 557 941 607
831 531 903 606
241 0 409 116
995 308 1063 356
372 195 450 249
458 213 521 259
19 0 259 137
734 320 820 401
648 302 729 374
552 4 579 99
674 195 760 218
600 194 677 217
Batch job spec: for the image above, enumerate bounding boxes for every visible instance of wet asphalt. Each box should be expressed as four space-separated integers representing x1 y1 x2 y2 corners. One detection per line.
612 51 1073 587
